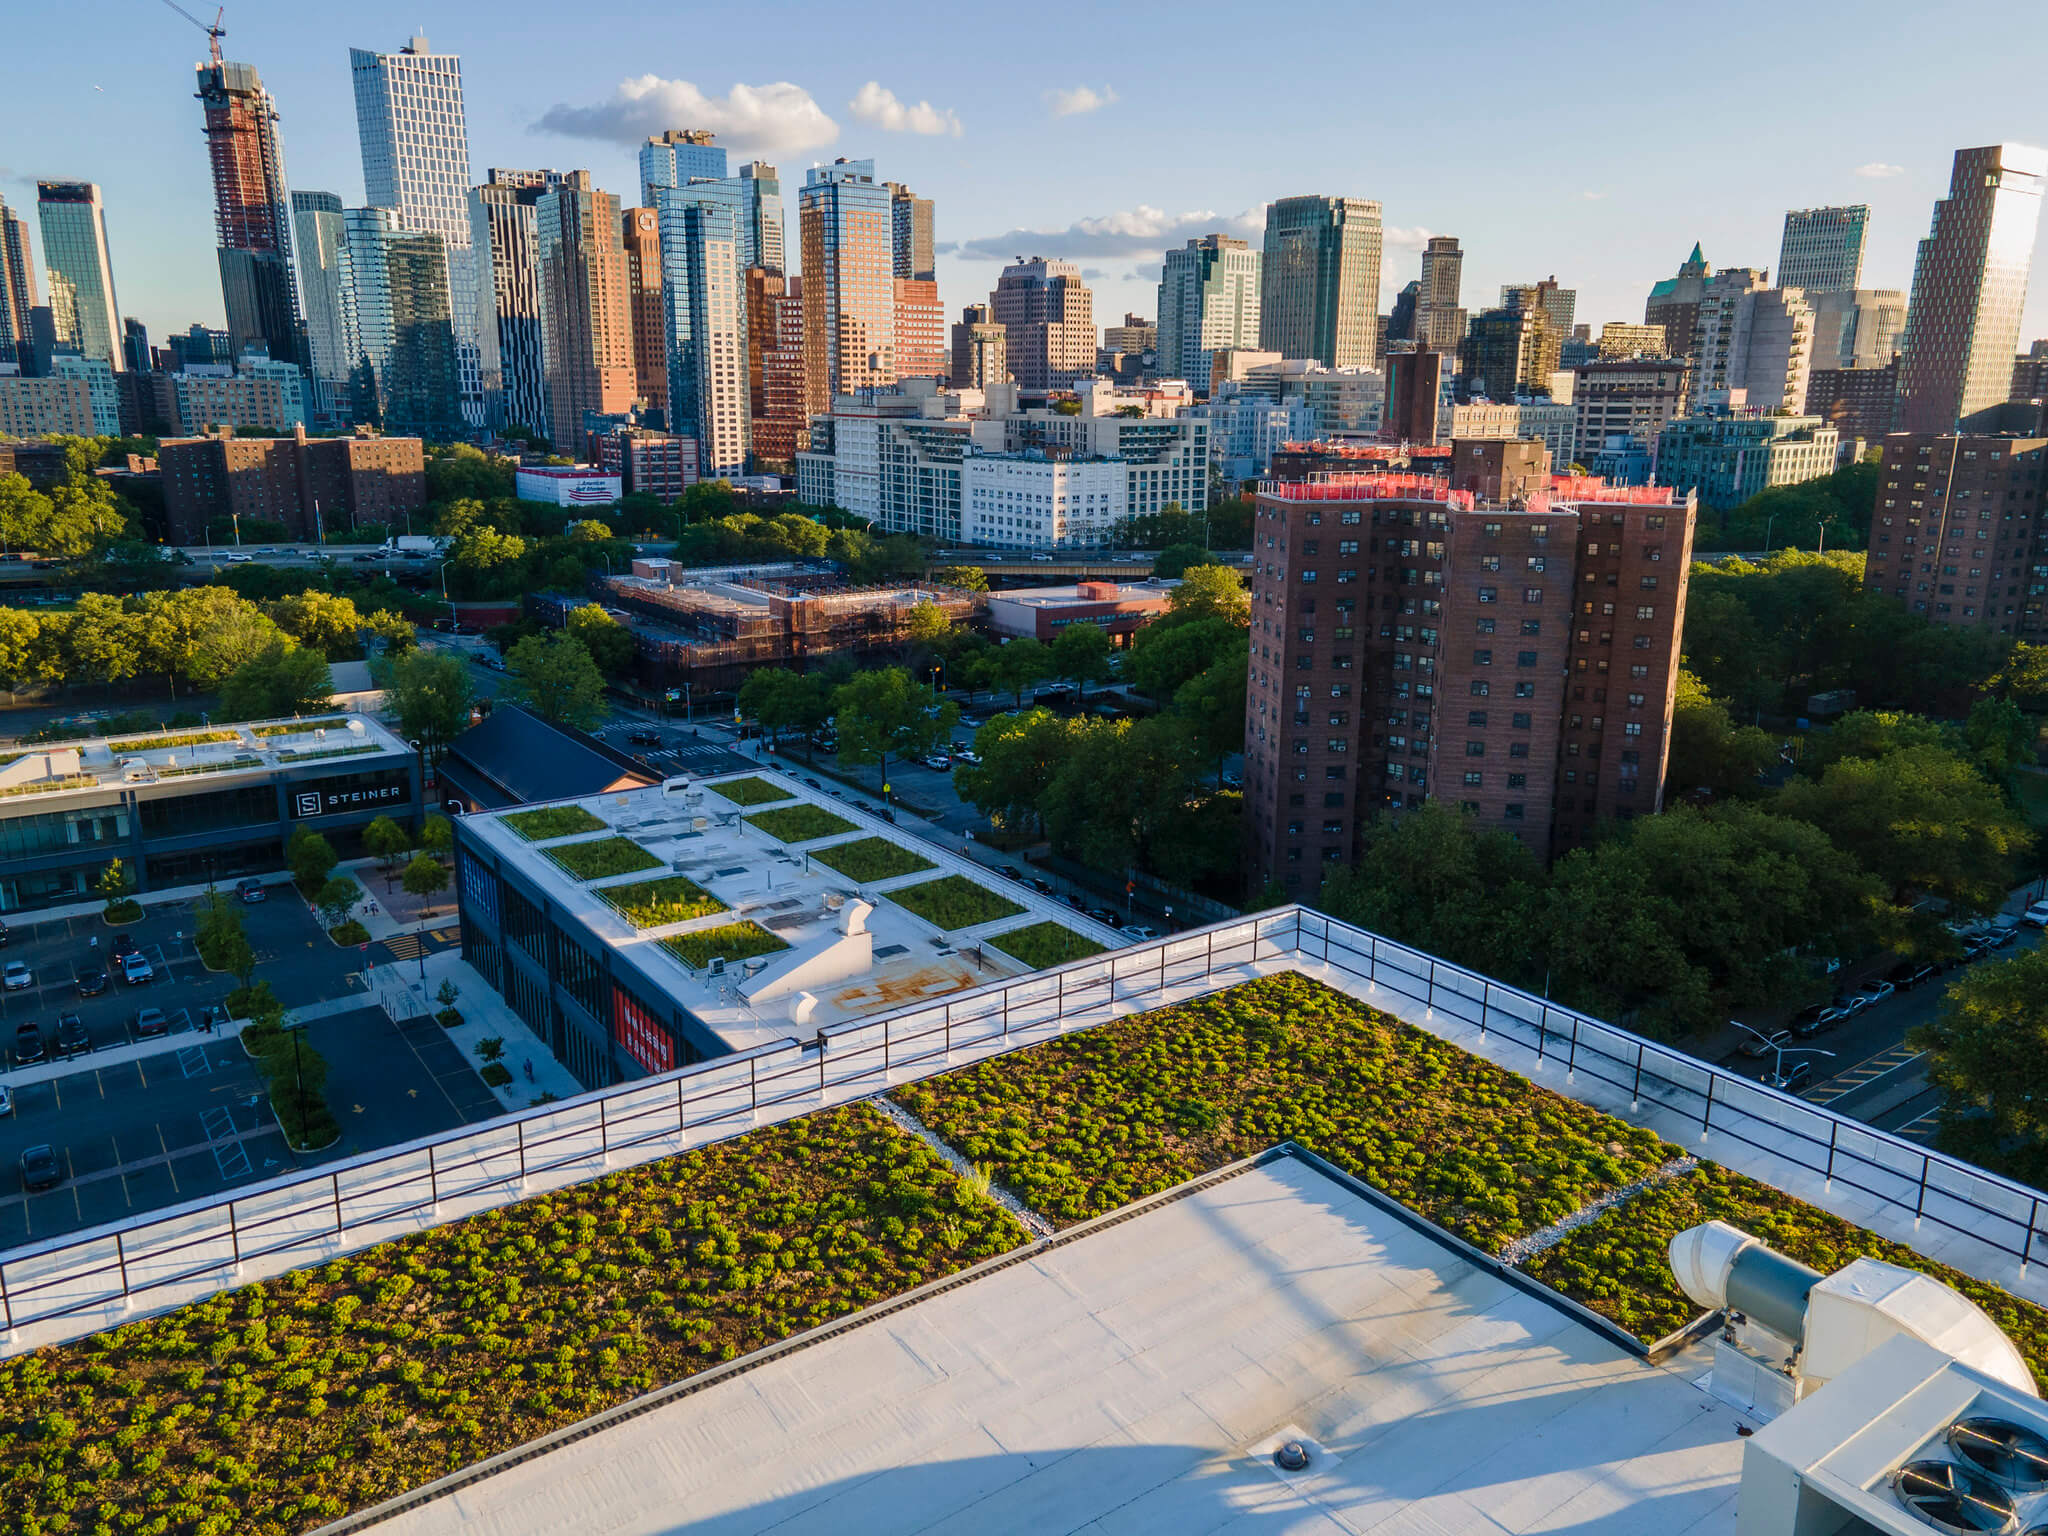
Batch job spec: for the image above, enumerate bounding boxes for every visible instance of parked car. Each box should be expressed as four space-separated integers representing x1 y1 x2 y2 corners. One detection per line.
54 1015 89 1058
236 876 265 904
1855 979 1896 1007
952 748 981 766
0 1084 11 1117
19 1143 62 1192
1739 1027 1791 1058
1761 1060 1815 1093
1030 878 1054 895
802 777 822 789
1791 1002 1844 1038
75 962 107 996
1123 924 1158 940
1000 867 1027 882
1086 907 1119 925
0 918 10 945
133 1007 167 1038
1837 992 1871 1018
2 961 31 991
121 952 154 986
224 552 253 563
1885 960 1937 989
922 754 951 770
110 932 137 959
627 728 663 747
13 1022 43 1065
876 807 897 824
1990 923 2021 949
2024 900 2048 928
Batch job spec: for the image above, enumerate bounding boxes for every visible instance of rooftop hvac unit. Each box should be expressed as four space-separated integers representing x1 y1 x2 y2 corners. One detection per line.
707 957 725 976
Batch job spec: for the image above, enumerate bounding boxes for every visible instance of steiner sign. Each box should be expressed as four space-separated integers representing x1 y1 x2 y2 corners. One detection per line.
292 779 409 819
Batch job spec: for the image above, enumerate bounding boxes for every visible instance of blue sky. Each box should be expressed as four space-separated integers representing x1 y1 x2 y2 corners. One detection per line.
6 0 2048 353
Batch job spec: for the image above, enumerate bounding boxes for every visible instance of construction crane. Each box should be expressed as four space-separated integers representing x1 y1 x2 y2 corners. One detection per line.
156 0 225 65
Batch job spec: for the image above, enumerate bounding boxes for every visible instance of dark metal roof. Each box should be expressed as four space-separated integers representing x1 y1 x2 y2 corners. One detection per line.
440 705 657 809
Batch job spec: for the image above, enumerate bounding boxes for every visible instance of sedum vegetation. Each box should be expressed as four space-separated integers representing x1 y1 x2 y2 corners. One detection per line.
809 836 936 884
543 836 660 882
886 875 1026 931
1523 1162 2048 1389
706 776 790 807
0 1106 1024 1535
893 973 1673 1250
744 805 859 844
594 874 726 929
500 805 606 842
987 921 1107 970
660 921 789 969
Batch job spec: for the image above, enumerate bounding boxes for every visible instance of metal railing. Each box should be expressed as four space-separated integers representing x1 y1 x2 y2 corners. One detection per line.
3 905 2044 1354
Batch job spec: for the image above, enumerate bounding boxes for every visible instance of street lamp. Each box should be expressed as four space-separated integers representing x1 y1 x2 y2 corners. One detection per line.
1726 1021 1835 1090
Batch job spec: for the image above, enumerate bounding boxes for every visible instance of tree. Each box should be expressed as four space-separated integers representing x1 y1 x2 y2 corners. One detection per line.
362 608 418 657
372 648 474 765
64 593 141 690
218 641 333 721
287 826 339 896
932 564 989 593
195 888 256 988
952 708 1075 836
1665 671 1778 800
1126 615 1243 701
425 442 517 503
1991 641 2048 712
1039 715 1196 875
1161 563 1250 629
362 815 412 877
1964 696 2033 785
1775 743 2030 915
401 851 451 916
1319 804 1549 989
503 632 609 728
266 591 362 659
96 858 132 907
0 608 53 695
1151 542 1215 580
981 638 1054 708
901 601 952 656
315 875 362 930
1049 622 1113 699
737 667 829 748
420 813 454 858
563 604 635 676
1173 642 1250 781
446 525 530 599
831 667 958 786
1911 948 2048 1187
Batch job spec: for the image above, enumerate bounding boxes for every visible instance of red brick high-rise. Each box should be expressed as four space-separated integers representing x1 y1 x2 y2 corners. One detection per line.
622 206 667 418
746 268 808 465
1243 440 1696 891
195 56 304 366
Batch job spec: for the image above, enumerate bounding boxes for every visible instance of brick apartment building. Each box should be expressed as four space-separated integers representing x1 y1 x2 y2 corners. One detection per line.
1244 438 1696 889
597 427 700 501
1861 418 2048 634
157 426 425 542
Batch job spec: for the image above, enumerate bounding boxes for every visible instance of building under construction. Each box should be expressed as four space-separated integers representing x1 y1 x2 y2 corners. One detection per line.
543 561 980 699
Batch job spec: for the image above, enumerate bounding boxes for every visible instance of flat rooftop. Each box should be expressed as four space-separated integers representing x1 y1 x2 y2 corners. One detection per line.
990 579 1178 607
462 771 1129 1052
381 1155 1743 1535
0 712 410 801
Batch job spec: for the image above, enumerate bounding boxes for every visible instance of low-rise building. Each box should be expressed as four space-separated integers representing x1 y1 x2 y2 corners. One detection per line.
440 704 661 812
0 712 417 911
983 579 1176 640
157 426 425 542
50 354 121 434
514 464 622 507
1446 398 1575 468
1654 410 1839 509
960 451 1129 549
168 357 307 435
596 428 699 500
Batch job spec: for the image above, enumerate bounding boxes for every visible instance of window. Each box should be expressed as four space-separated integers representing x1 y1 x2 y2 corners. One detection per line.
1517 650 1537 667
1526 556 1547 572
1529 522 1548 541
1521 620 1540 635
1635 605 1655 619
1473 649 1493 665
1482 521 1501 537
1322 820 1344 835
1301 541 1319 555
1627 692 1646 708
1326 738 1349 753
1300 569 1318 583
1463 771 1482 787
1465 740 1485 756
1470 680 1489 696
1475 617 1496 634
1640 575 1658 589
1509 742 1530 759
1511 712 1531 729
1506 773 1526 789
1503 803 1524 820
1478 587 1497 603
1467 710 1487 726
1479 555 1501 572
1514 682 1535 698
1524 588 1544 604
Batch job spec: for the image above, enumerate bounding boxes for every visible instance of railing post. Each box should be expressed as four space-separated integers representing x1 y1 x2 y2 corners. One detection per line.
2025 1197 2041 1277
1825 1120 1838 1187
1702 1074 1714 1138
0 1261 12 1335
884 1016 891 1074
1631 1044 1643 1109
1157 944 1165 992
599 1097 610 1158
1426 960 1436 1010
1206 929 1214 976
943 1001 952 1057
114 1233 131 1305
1536 1007 1547 1065
228 1199 242 1273
749 1056 758 1114
1914 1154 1929 1226
1567 1016 1579 1079
428 1144 439 1213
517 1118 529 1189
330 1173 344 1236
1479 984 1489 1039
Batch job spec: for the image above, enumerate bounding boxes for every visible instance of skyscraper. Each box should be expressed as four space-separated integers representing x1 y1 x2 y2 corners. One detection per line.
1501 277 1576 344
745 268 806 462
1459 307 1556 401
0 196 38 369
623 207 667 419
35 182 123 370
350 34 484 427
1157 234 1260 390
893 279 946 381
535 173 636 455
196 55 303 366
798 159 895 412
340 205 461 436
1687 268 1770 407
1645 243 1711 361
1416 236 1466 354
1385 281 1419 345
949 303 1007 390
655 182 750 475
1778 205 1869 293
737 162 785 275
1896 144 2048 434
469 168 566 439
1258 195 1382 369
292 191 348 418
886 181 934 282
988 257 1095 392
639 129 726 206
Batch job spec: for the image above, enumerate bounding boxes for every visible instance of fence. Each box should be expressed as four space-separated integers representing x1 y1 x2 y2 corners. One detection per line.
3 905 2044 1355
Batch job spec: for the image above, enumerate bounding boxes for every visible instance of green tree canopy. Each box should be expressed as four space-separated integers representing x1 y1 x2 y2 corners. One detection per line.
1911 947 2048 1188
371 648 474 764
1048 622 1114 697
563 604 636 677
1127 614 1244 701
1160 563 1250 629
978 639 1054 708
218 641 334 721
266 591 363 659
503 632 609 729
1666 670 1778 800
1039 715 1196 875
932 564 989 593
831 667 957 782
952 707 1075 835
737 667 831 746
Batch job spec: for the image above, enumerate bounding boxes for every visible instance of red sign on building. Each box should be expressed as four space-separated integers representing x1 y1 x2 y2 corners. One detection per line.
611 987 675 1075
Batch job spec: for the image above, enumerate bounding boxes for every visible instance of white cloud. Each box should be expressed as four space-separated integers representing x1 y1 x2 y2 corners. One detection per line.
534 76 838 156
958 204 1264 263
1046 84 1118 118
1581 189 1608 201
1382 225 1432 252
1855 161 1907 179
848 82 962 137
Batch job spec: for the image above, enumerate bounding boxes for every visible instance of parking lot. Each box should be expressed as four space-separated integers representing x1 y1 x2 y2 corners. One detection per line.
0 892 504 1246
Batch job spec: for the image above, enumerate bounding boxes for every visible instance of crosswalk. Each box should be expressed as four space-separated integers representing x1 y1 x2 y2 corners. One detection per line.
1803 1043 1922 1104
384 934 425 961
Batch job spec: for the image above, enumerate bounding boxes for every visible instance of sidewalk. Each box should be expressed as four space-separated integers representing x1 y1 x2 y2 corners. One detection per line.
364 948 581 1110
17 872 291 930
336 857 459 942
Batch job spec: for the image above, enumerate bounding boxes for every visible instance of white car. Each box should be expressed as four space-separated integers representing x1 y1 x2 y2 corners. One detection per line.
922 754 951 770
224 552 253 563
2023 901 2048 928
1 961 30 991
0 1084 10 1117
1122 924 1158 940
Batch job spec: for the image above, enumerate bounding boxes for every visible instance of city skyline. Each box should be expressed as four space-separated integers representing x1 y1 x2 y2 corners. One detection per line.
5 1 2047 355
